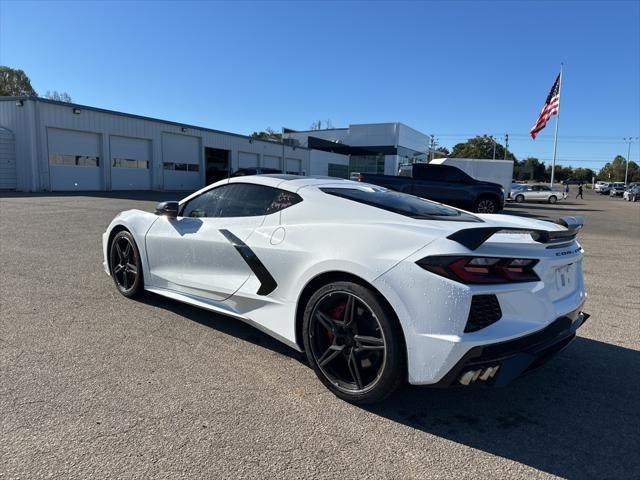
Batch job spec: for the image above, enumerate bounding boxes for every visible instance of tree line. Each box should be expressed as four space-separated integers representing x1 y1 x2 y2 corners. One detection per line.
1 65 72 102
448 135 639 183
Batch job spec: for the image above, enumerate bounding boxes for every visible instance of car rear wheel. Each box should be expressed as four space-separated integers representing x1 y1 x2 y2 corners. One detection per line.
302 281 405 404
548 195 557 204
109 230 143 298
515 194 525 203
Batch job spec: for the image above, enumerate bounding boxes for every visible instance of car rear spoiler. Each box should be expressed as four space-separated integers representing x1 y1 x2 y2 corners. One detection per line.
447 216 585 250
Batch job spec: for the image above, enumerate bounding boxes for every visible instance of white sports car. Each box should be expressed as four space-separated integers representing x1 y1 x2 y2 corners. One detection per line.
103 175 588 404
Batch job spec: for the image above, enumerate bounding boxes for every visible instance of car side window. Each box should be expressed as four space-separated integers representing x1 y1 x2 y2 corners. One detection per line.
180 188 224 218
180 184 302 218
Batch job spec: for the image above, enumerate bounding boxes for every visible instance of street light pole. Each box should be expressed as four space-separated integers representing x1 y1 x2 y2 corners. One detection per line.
623 137 638 185
490 136 496 160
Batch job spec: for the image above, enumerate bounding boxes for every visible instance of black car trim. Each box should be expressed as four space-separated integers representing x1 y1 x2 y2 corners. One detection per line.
432 306 588 388
447 216 584 250
219 229 277 296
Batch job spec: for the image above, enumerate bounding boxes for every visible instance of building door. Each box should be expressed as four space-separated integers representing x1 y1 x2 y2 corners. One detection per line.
110 136 152 190
205 147 230 185
0 128 16 190
238 152 259 169
48 128 102 191
162 133 201 191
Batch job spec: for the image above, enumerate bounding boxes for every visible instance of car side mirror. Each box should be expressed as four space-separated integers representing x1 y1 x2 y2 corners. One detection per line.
155 201 179 218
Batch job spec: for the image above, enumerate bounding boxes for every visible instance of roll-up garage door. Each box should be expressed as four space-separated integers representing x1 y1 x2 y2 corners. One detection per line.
48 128 102 191
238 152 259 169
0 128 16 190
162 133 202 191
262 155 281 170
286 157 302 175
110 136 152 190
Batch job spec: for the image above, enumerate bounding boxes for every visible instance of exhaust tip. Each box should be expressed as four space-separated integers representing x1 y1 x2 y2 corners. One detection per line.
458 365 500 385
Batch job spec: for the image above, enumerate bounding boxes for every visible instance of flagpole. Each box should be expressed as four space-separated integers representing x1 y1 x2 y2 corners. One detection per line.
550 63 563 188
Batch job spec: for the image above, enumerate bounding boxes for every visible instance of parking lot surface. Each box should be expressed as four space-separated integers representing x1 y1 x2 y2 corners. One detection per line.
1 189 639 479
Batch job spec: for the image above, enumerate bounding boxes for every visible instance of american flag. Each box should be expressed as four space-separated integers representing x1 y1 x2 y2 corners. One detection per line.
530 73 561 139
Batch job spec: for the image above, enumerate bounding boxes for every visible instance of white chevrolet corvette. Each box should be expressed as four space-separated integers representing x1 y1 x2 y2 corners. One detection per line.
103 175 588 404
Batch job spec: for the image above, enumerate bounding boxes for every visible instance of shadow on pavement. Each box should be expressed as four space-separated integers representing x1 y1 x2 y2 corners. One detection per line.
137 291 306 363
136 291 639 478
364 337 640 479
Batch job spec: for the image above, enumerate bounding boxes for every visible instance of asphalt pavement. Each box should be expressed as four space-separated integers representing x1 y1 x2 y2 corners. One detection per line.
1 188 638 479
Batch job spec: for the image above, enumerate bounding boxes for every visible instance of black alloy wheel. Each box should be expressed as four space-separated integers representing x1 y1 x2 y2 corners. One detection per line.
515 194 525 203
303 281 405 404
475 197 498 213
109 230 143 298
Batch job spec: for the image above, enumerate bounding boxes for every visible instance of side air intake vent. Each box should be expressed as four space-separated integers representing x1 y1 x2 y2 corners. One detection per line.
465 295 502 333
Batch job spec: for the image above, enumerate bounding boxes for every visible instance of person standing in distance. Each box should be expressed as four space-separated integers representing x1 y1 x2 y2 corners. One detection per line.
576 183 584 199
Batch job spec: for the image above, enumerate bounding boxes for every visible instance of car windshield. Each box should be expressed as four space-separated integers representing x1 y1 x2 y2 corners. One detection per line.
320 186 481 221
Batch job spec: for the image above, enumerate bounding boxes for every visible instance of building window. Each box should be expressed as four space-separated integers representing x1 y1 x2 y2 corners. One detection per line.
112 158 149 169
349 155 384 175
328 163 349 179
163 162 200 172
49 154 99 167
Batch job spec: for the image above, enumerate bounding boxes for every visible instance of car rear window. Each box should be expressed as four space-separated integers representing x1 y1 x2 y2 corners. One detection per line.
320 186 482 222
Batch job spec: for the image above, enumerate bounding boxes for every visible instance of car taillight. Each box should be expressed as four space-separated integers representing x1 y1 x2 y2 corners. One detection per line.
355 174 364 182
416 256 540 284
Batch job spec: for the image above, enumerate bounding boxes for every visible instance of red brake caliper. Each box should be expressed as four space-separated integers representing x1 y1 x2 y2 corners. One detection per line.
325 303 346 342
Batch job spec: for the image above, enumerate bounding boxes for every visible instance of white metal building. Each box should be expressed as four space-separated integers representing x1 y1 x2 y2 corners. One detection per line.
0 97 348 192
284 123 430 176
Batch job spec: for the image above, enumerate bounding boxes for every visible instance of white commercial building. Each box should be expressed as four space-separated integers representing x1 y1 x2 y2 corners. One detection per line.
0 97 348 192
283 123 430 177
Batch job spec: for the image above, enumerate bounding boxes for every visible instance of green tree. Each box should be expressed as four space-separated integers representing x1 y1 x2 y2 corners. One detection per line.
598 155 639 182
450 135 516 161
513 156 544 180
0 66 37 96
250 127 282 141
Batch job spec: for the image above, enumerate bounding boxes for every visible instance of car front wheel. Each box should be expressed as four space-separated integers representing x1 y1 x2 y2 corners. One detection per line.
302 281 405 404
515 194 525 203
109 230 143 298
548 195 557 204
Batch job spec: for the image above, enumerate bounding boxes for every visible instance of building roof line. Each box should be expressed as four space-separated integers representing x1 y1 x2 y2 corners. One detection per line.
0 96 311 150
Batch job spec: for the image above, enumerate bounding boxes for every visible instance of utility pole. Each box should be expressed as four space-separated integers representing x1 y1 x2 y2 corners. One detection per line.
623 137 638 185
429 135 436 162
490 135 496 160
504 133 509 160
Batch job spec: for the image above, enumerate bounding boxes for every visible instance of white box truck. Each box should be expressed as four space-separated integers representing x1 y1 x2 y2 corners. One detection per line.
430 158 514 196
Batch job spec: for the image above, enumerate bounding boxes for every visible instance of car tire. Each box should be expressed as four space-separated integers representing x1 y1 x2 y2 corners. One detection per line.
548 195 557 204
474 196 499 213
109 230 144 298
302 281 406 404
515 194 525 203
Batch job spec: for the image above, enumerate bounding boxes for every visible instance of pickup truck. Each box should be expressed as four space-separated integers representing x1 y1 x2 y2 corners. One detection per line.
352 163 505 213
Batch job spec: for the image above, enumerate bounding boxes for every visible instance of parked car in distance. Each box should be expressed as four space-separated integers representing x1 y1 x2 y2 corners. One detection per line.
231 167 283 177
511 184 566 204
623 184 640 202
609 182 627 197
353 164 505 213
507 183 527 200
596 182 612 194
594 181 608 193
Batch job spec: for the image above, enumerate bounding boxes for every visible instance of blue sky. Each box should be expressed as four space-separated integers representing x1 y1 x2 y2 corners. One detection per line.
1 0 638 171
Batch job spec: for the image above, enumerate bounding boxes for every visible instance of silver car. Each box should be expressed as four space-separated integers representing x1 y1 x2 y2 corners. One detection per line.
511 184 565 204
